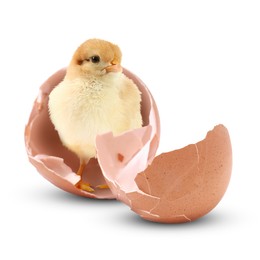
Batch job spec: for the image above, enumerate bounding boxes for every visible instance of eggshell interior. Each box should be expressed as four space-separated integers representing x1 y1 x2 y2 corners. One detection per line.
25 68 160 199
96 124 232 223
25 68 232 222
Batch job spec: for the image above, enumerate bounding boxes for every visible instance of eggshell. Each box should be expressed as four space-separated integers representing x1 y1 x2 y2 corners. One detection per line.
24 68 160 199
96 124 232 223
25 68 232 222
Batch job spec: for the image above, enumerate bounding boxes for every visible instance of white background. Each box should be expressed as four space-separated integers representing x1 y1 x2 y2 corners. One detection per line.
1 0 259 259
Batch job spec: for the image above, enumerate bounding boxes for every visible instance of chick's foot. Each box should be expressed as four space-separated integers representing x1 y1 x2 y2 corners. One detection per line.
76 181 94 192
96 184 109 189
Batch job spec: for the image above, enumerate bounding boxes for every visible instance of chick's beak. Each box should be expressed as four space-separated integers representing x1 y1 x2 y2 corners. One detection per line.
105 62 122 73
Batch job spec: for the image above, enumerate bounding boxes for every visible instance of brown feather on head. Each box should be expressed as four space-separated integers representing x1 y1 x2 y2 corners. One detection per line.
73 39 122 66
66 39 122 79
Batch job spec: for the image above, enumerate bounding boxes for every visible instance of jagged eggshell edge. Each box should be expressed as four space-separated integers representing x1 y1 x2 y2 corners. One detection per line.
24 68 160 199
96 124 232 222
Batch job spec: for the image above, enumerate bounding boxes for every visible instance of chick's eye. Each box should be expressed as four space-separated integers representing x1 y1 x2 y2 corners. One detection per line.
91 55 100 63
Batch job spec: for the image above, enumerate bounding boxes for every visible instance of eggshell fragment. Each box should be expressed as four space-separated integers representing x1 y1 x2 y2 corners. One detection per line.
96 125 232 223
24 68 160 199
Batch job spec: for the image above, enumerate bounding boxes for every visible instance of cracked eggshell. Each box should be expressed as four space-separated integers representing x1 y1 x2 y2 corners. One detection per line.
24 68 160 199
96 125 232 223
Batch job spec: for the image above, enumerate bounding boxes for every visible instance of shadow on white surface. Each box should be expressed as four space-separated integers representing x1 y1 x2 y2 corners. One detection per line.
112 206 237 228
24 184 119 205
25 183 237 227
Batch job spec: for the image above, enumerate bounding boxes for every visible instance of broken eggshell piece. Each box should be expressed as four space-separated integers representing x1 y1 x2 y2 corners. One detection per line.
96 125 232 223
24 68 160 199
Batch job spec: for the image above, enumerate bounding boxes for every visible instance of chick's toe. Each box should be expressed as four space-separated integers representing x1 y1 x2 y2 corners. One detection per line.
96 184 109 189
76 181 95 192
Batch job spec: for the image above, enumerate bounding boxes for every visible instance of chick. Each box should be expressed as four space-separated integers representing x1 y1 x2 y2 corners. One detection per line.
48 39 142 192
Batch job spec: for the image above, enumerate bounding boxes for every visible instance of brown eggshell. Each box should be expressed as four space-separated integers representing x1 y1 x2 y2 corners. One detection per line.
96 125 232 223
24 68 160 199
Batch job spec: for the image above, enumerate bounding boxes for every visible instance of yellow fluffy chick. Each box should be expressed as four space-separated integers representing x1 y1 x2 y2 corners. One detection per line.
48 39 142 192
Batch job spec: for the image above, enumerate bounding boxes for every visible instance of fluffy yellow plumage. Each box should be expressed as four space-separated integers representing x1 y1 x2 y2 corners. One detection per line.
48 39 142 192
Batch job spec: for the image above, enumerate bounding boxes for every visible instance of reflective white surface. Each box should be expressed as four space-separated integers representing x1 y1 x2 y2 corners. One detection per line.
0 0 259 259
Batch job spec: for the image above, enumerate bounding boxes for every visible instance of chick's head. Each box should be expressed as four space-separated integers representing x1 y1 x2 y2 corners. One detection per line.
66 39 122 79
